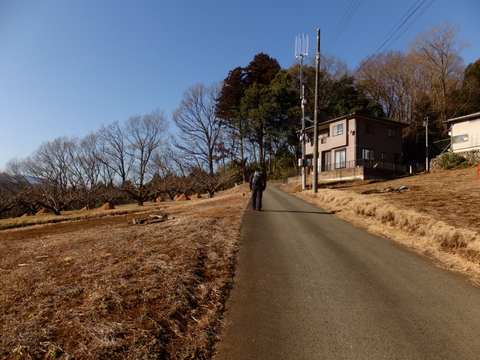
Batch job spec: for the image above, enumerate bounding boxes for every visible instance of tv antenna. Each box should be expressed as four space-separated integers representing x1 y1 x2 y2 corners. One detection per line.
295 33 308 189
295 33 309 59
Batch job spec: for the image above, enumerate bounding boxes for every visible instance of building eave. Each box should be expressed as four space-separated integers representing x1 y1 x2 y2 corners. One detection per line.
445 111 480 124
305 112 408 131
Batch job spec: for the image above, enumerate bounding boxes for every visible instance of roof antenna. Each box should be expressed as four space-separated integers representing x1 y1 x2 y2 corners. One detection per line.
295 33 308 189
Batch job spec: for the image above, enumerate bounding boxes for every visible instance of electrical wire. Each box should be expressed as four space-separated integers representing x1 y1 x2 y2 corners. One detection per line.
354 0 436 75
324 0 362 54
381 0 436 51
374 0 425 50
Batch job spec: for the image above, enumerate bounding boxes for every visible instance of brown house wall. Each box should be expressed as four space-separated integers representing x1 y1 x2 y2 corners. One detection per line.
305 115 405 174
355 118 403 163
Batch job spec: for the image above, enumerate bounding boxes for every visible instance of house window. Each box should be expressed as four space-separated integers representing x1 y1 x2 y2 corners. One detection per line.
323 151 332 171
381 152 387 161
335 149 346 169
333 124 343 136
388 128 396 138
362 148 374 160
320 133 329 144
453 134 468 143
366 123 374 134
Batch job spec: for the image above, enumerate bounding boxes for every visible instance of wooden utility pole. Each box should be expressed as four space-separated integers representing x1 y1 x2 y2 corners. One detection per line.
424 116 429 172
312 29 320 193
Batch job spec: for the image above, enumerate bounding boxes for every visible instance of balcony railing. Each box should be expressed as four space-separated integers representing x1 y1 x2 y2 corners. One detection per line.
322 159 407 173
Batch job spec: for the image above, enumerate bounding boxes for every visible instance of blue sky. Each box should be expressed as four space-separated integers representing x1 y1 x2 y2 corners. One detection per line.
1 0 479 170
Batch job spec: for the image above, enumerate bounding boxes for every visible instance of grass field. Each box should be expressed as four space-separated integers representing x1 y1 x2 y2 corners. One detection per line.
1 167 479 359
0 185 250 359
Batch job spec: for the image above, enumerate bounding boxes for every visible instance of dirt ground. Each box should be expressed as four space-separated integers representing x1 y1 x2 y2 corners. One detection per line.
0 186 251 360
318 167 480 232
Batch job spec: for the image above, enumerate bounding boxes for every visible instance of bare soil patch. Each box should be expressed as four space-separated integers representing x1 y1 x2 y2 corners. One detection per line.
0 185 250 360
284 167 480 283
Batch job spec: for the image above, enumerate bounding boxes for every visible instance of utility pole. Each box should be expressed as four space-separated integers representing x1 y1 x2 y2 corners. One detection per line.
295 34 308 189
424 116 429 172
312 29 320 193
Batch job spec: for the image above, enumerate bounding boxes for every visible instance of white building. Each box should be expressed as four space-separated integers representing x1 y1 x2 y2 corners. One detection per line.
446 112 480 153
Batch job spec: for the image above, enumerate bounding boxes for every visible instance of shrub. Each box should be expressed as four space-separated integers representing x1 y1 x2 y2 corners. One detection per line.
436 153 468 170
454 160 477 169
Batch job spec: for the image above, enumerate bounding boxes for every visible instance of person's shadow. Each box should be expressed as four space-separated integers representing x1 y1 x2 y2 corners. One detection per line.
260 209 336 215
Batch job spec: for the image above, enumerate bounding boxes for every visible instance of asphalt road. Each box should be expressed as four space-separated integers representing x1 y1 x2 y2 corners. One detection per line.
214 184 480 359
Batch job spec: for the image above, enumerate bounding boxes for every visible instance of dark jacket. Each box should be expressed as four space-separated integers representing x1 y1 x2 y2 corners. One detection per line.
249 170 266 191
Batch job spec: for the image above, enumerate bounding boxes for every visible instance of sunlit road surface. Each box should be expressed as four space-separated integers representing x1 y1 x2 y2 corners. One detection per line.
214 184 480 359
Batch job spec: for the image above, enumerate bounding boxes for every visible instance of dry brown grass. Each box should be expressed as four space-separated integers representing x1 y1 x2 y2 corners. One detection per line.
2 168 479 359
0 185 250 360
284 167 480 283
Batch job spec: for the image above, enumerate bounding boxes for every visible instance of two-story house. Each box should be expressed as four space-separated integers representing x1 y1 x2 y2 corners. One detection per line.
304 112 407 181
445 111 480 153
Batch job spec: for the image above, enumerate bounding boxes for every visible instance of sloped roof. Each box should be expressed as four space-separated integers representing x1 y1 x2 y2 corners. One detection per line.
446 111 480 124
305 112 408 131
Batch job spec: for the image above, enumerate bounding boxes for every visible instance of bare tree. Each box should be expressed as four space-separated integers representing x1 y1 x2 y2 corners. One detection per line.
122 109 168 205
356 51 419 122
97 121 132 185
408 22 470 129
149 146 191 199
0 173 23 218
67 134 105 208
355 22 470 145
188 167 240 198
9 137 81 215
4 160 40 216
95 110 168 205
173 82 226 176
75 134 103 189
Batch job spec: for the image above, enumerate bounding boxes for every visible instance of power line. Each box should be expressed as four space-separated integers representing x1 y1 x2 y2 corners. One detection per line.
376 0 436 53
382 0 436 50
376 0 426 50
324 0 362 54
354 0 436 75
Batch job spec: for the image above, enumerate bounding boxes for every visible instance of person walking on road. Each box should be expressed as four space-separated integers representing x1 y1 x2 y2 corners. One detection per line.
249 168 266 211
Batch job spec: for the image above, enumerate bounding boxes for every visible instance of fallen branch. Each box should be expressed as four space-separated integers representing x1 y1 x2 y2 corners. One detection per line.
131 214 168 225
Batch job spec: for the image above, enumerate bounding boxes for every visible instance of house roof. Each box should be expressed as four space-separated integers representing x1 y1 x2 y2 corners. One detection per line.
445 111 480 124
305 112 408 131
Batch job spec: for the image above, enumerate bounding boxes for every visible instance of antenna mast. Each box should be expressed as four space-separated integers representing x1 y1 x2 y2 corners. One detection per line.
295 34 308 189
313 29 320 193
